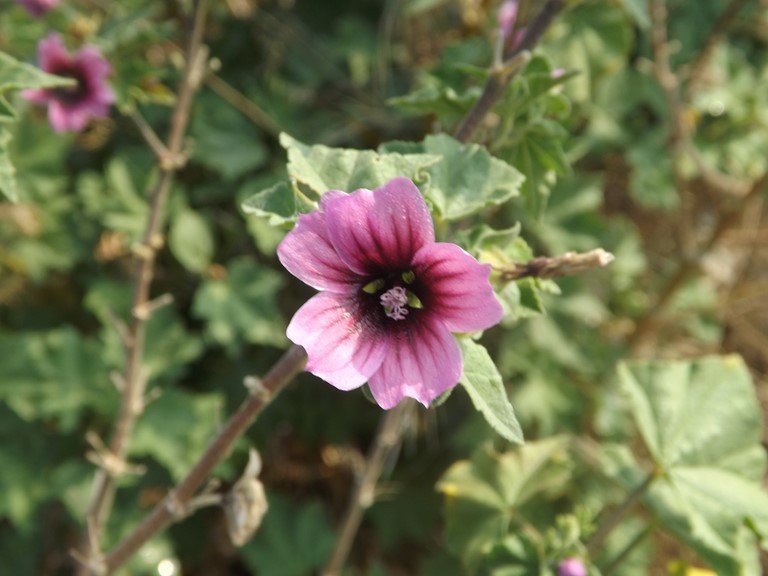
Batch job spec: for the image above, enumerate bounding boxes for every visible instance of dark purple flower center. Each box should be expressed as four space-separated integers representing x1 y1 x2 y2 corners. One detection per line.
49 65 89 104
360 270 426 326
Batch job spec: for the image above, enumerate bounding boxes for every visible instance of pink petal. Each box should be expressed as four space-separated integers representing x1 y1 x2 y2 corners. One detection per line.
412 242 503 333
22 88 49 104
78 46 112 80
47 100 76 132
368 315 461 409
277 209 361 293
38 34 70 71
287 292 388 391
324 177 434 275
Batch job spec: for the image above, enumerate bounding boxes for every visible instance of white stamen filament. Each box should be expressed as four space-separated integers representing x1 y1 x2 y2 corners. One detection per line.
380 286 409 320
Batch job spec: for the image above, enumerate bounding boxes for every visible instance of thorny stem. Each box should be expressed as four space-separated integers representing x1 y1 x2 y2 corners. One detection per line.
322 402 411 576
586 472 657 555
100 345 307 575
498 248 614 281
75 2 208 574
453 0 566 143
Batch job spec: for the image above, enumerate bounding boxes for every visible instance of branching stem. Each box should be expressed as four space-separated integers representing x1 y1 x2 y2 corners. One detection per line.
453 0 565 143
75 2 209 573
100 345 307 574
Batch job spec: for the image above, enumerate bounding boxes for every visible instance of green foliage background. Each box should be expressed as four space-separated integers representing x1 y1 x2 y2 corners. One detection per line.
1 0 767 574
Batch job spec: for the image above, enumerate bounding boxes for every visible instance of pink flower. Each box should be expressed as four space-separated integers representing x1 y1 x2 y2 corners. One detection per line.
558 558 587 576
23 34 115 133
277 177 503 409
16 0 58 17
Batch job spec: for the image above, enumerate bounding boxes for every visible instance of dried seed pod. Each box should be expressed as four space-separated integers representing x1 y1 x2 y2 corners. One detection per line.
223 448 268 546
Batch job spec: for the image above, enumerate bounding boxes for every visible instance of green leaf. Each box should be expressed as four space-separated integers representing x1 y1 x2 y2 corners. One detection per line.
458 339 524 444
190 97 268 180
618 355 768 573
192 257 287 352
382 134 524 220
131 389 223 480
0 51 76 202
0 128 16 202
168 208 214 273
241 180 314 226
0 51 75 94
387 84 478 124
504 120 570 217
437 437 571 567
620 0 651 28
242 494 335 576
281 132 440 198
0 328 114 432
618 355 763 471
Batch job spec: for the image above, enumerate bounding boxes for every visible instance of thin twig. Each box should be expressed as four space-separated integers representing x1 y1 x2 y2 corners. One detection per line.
75 2 209 573
648 0 694 253
498 248 614 281
99 345 308 574
322 401 411 576
204 72 283 137
453 0 565 143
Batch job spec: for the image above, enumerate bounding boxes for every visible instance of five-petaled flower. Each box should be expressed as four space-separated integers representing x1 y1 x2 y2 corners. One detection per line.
16 0 59 17
23 34 115 133
277 176 503 409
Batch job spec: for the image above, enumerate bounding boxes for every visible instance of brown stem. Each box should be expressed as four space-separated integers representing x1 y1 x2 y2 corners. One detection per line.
75 2 208 573
101 345 307 575
498 248 614 281
453 0 565 143
322 402 411 576
648 0 696 254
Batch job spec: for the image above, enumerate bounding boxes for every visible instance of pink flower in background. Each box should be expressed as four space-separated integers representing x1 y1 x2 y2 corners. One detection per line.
277 177 503 409
558 557 587 576
23 34 115 133
497 0 519 39
498 0 525 52
16 0 58 17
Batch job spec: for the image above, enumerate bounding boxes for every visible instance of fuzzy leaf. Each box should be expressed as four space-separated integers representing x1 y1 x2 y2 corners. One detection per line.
0 51 75 202
618 355 768 574
192 257 286 352
458 339 523 444
281 132 439 198
0 51 75 94
169 208 214 273
381 134 524 220
437 437 571 567
242 494 335 576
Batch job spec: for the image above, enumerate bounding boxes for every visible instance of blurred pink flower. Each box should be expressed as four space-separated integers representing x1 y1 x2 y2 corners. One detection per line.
23 34 115 133
16 0 59 17
558 557 587 576
277 177 503 409
497 0 519 40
